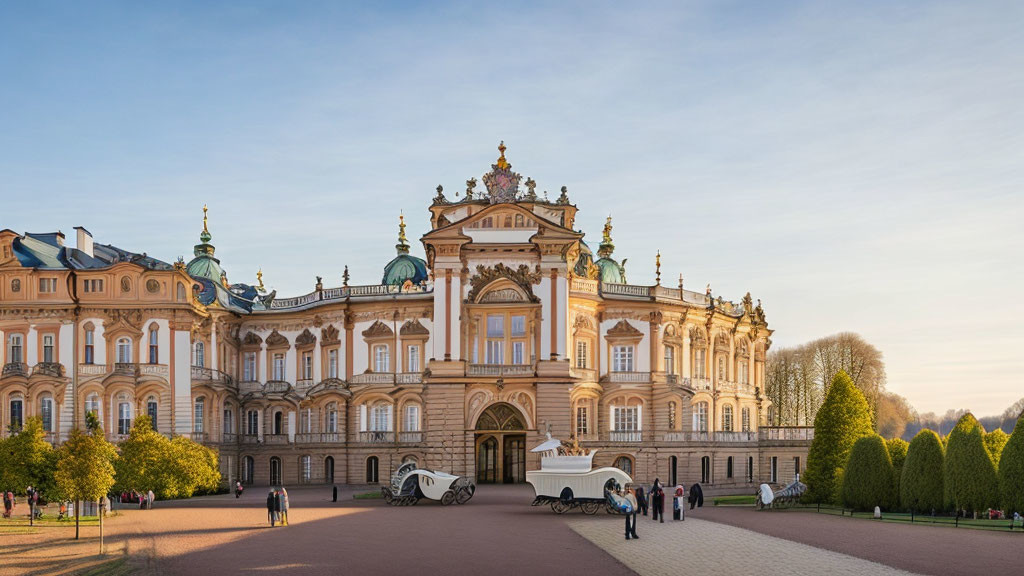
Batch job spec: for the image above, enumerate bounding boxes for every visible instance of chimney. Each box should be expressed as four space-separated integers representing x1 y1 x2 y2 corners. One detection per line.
74 226 94 258
55 230 65 246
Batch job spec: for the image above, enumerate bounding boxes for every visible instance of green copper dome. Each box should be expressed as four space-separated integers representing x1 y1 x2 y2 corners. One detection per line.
595 257 626 284
186 204 228 285
382 213 429 286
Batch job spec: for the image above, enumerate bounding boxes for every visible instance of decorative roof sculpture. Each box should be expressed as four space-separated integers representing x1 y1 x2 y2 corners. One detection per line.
594 216 627 284
482 141 522 204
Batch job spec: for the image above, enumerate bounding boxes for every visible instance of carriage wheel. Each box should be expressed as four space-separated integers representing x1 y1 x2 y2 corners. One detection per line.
551 501 572 514
455 487 473 504
441 490 456 506
604 502 619 515
581 502 601 515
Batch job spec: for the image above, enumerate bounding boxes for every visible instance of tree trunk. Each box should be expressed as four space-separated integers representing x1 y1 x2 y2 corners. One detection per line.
75 500 80 540
99 499 104 554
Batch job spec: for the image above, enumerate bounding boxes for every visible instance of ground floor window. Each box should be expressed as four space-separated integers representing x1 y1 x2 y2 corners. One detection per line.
726 456 733 479
747 456 754 483
614 456 633 476
242 456 254 484
770 456 778 483
366 456 379 483
701 455 711 484
270 457 282 486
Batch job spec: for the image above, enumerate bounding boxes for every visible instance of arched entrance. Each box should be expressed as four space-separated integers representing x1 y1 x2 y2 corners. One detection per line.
474 403 527 484
270 457 282 486
242 455 255 485
325 456 335 484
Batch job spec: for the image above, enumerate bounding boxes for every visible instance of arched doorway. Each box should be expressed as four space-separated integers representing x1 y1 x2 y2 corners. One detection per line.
242 456 255 485
669 455 678 486
366 456 379 483
325 456 335 484
474 403 527 484
270 457 282 486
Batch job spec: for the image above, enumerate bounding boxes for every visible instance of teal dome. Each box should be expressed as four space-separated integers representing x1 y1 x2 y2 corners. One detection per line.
595 257 626 284
383 254 429 286
186 254 225 283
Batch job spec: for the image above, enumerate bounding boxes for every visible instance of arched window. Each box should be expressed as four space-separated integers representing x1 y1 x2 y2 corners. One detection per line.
148 326 159 364
273 410 284 435
270 457 282 486
7 334 23 364
223 404 234 435
246 409 259 435
404 404 420 432
242 456 255 484
176 282 186 302
10 278 20 293
193 397 205 433
701 455 711 483
326 402 338 434
693 401 708 432
366 456 379 483
741 407 751 432
9 394 24 431
84 325 95 364
117 396 132 435
116 337 132 363
147 396 158 429
614 456 633 476
664 345 675 375
324 456 335 483
727 456 734 479
373 344 390 372
193 341 205 368
42 334 55 363
722 404 734 432
86 393 101 419
40 394 54 432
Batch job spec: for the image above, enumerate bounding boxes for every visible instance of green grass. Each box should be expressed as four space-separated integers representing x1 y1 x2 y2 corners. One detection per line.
0 515 100 527
353 491 383 500
713 494 757 506
775 504 1024 532
79 557 133 576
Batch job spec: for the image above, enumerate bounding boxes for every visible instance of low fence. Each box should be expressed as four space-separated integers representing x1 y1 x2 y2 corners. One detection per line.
775 503 1024 533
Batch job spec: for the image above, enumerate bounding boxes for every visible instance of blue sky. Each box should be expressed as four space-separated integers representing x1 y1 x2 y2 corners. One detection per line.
2 1 1022 415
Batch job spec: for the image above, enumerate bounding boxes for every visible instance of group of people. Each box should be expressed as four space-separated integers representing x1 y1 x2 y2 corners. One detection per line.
119 490 156 509
266 487 289 527
621 479 704 540
3 487 43 520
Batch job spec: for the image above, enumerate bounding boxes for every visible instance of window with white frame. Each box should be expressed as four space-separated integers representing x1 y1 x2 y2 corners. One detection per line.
326 403 338 433
149 329 159 364
370 403 393 432
194 397 205 433
302 352 313 379
84 329 95 364
118 400 132 435
194 341 205 367
7 334 23 363
485 314 504 364
301 408 312 433
693 401 708 432
741 407 751 432
694 349 706 379
512 341 525 364
39 277 57 293
575 340 588 369
302 455 311 481
407 345 419 373
147 397 158 428
10 396 23 431
223 407 233 434
86 393 100 419
612 345 634 372
244 352 257 381
611 405 639 431
722 404 734 432
247 410 259 435
272 353 285 380
510 315 526 337
43 334 54 363
116 338 132 363
575 405 589 437
328 349 339 378
374 345 390 372
41 395 54 432
404 404 420 432
664 345 675 375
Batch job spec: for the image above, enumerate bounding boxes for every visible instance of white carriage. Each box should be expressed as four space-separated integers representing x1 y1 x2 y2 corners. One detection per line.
382 462 476 506
526 435 633 514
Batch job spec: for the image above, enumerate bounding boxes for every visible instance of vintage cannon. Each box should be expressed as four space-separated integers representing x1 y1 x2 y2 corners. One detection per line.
381 462 476 506
756 475 807 509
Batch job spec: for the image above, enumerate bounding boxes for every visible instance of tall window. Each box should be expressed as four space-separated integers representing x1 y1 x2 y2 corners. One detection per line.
272 353 285 380
770 456 778 483
147 397 158 429
485 315 504 363
738 362 749 384
86 393 100 419
273 411 284 435
84 329 95 364
302 352 313 379
575 340 588 369
7 334 23 363
510 315 526 337
668 401 677 430
149 329 159 364
404 404 420 432
371 403 393 431
694 349 706 379
223 407 233 434
407 345 420 373
718 356 726 380
328 349 339 378
701 456 711 483
374 345 390 372
575 405 589 437
612 345 634 372
723 404 734 432
244 352 256 381
247 410 259 435
727 456 734 479
748 456 754 482
614 456 633 476
118 401 132 435
10 397 23 431
664 345 675 375
116 338 132 363
512 341 525 364
612 405 639 431
767 405 776 426
326 403 338 433
42 335 54 363
40 396 54 432
194 341 205 367
194 397 205 433
741 407 751 432
302 455 311 481
693 401 708 432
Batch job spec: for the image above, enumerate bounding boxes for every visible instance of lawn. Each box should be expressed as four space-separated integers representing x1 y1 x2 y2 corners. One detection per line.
774 504 1024 532
353 491 383 500
713 494 757 506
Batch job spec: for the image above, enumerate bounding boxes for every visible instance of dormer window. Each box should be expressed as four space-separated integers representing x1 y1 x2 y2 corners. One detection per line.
39 278 57 293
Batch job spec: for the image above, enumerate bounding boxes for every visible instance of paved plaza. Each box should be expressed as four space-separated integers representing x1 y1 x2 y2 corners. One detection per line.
2 486 1022 575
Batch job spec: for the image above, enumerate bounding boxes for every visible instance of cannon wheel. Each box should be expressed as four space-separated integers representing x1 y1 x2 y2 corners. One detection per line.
551 500 572 514
441 490 456 506
581 502 601 515
455 487 473 504
604 502 619 515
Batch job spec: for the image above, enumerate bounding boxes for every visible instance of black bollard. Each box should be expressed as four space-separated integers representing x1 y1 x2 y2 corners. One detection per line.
333 486 338 502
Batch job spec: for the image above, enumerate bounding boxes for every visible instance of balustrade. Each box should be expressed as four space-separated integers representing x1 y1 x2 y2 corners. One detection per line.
264 434 290 445
758 426 815 441
2 362 28 377
358 431 395 443
466 364 534 377
190 365 232 386
349 372 396 385
609 431 643 442
398 431 423 443
295 432 342 443
603 371 651 383
139 364 170 378
32 362 65 377
78 364 106 376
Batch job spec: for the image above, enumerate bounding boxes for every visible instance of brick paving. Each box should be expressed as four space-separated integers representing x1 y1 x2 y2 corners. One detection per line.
569 513 918 576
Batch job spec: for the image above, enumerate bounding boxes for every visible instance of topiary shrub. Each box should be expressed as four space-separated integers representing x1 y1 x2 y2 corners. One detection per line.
999 416 1024 515
841 435 895 511
985 429 1009 465
944 414 998 515
803 370 874 503
900 429 945 513
886 437 909 501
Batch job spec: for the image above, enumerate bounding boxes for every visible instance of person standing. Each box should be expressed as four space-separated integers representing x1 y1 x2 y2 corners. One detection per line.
650 479 665 523
624 488 639 540
673 485 685 521
266 490 276 527
235 481 243 498
280 487 290 526
635 486 648 517
147 490 155 509
3 490 12 519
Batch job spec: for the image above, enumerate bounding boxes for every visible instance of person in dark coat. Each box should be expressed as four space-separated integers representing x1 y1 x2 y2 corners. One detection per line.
635 486 648 516
650 479 665 523
688 482 704 510
267 491 276 527
274 490 284 526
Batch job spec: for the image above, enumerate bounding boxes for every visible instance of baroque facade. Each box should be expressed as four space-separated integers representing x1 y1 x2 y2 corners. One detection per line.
0 143 811 489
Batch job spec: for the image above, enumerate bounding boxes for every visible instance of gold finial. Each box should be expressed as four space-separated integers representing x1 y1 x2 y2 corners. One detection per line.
256 268 265 293
203 204 209 234
655 250 661 285
399 213 408 244
603 215 613 243
496 140 509 170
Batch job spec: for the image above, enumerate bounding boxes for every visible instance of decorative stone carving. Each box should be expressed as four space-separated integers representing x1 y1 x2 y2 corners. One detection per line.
295 328 316 348
606 319 643 339
362 320 394 339
265 330 289 348
399 319 429 336
466 263 542 303
478 288 525 303
321 325 340 346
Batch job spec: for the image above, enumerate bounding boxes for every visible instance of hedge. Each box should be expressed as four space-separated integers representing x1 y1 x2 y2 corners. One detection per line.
803 370 874 503
900 429 945 513
841 435 895 511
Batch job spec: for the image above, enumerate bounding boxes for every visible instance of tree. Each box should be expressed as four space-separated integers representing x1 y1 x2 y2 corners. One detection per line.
984 429 1009 465
876 393 916 439
168 436 221 498
900 429 945 513
0 417 57 497
886 437 909 498
803 370 875 503
115 415 173 497
998 415 1024 515
55 423 117 541
841 435 896 511
944 414 998 515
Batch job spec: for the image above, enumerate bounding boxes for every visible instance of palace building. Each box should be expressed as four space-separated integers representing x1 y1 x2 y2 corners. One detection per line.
0 143 811 489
